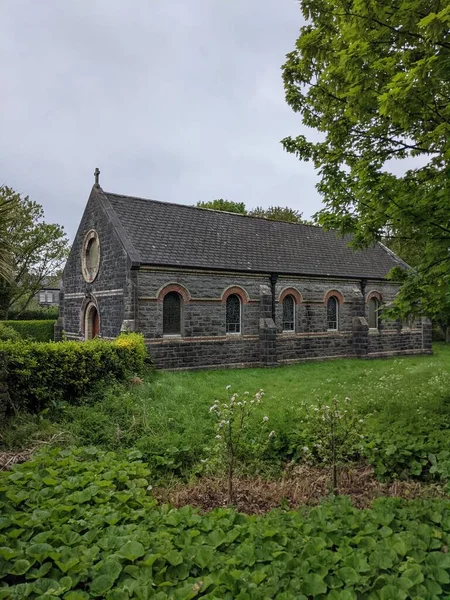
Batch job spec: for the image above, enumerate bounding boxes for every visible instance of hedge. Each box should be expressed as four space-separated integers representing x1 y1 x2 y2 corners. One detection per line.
0 323 22 342
7 307 59 321
0 333 149 415
3 320 55 342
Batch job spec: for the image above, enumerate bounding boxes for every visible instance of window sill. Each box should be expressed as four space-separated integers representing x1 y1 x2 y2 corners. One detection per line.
327 329 339 333
226 332 242 336
163 334 182 338
282 330 295 334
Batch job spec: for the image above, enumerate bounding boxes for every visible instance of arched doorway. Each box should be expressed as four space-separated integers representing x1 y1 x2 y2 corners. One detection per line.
84 302 100 340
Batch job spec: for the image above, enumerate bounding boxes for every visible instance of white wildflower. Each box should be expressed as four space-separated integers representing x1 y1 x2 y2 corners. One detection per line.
302 446 309 453
244 391 249 396
147 485 153 491
263 415 269 422
215 434 222 440
268 430 276 439
226 385 231 390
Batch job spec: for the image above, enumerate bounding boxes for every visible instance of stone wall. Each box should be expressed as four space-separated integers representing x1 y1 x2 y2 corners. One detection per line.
61 188 134 339
138 268 432 369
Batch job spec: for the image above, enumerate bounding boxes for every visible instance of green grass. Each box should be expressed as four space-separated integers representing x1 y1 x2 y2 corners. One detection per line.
2 344 450 482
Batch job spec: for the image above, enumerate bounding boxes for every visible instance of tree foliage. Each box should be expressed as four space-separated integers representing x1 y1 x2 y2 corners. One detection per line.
196 199 247 214
282 0 450 317
196 199 311 223
0 190 18 283
0 186 70 319
248 205 309 223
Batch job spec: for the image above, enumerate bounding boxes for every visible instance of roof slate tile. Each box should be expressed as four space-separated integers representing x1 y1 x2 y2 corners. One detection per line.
105 192 406 279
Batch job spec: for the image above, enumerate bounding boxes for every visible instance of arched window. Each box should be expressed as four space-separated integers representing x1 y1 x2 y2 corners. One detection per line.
327 296 339 331
226 294 241 334
402 315 413 330
163 292 181 335
368 297 380 329
282 294 295 332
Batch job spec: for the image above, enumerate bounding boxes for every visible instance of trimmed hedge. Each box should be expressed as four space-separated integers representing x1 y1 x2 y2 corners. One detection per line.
0 333 149 414
7 307 59 321
3 320 55 342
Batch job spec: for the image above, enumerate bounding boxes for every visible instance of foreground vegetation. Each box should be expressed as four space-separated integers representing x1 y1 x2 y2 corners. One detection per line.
2 344 450 487
2 447 450 599
1 345 450 597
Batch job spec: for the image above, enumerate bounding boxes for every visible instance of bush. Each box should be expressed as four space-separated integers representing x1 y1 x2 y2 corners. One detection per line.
0 333 149 415
2 448 450 599
0 323 22 342
3 320 55 342
7 307 59 321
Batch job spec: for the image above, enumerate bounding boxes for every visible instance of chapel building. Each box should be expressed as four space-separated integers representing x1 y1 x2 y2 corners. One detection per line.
60 182 432 369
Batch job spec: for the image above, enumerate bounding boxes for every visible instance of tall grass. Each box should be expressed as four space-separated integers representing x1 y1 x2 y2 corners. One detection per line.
1 344 450 482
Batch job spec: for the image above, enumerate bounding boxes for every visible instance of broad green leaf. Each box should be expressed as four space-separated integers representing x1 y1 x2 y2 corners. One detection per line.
337 566 359 586
64 592 89 600
166 550 183 566
118 541 145 561
9 559 31 575
194 546 214 569
90 574 117 596
301 573 327 595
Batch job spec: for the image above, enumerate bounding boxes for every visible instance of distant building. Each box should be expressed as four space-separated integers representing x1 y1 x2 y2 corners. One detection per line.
37 282 60 307
60 182 432 369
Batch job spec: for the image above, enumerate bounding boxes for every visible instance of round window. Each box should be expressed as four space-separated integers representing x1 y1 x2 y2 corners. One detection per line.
81 230 100 282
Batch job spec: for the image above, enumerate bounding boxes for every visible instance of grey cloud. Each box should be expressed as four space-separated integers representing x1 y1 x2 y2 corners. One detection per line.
1 0 321 240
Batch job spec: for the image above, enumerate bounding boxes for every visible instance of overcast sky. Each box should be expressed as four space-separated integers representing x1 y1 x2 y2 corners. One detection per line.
1 0 323 241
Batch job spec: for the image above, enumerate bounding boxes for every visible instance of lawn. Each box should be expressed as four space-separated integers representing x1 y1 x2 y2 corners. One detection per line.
2 343 450 485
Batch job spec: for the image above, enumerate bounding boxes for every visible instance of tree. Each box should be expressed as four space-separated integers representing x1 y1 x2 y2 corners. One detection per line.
0 191 18 283
282 0 450 318
196 199 247 214
248 205 310 224
0 186 70 319
196 199 313 224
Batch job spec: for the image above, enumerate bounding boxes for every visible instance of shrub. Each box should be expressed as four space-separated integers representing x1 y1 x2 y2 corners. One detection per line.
0 333 149 415
0 323 22 342
3 320 55 342
7 307 59 321
2 448 450 599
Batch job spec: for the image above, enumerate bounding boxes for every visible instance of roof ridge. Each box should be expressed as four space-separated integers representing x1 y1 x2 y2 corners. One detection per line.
377 241 410 269
105 191 321 229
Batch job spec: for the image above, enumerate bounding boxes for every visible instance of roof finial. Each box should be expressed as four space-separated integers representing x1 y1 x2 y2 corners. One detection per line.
94 167 100 187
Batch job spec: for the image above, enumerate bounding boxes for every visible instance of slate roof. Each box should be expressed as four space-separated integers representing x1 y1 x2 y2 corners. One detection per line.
104 191 406 280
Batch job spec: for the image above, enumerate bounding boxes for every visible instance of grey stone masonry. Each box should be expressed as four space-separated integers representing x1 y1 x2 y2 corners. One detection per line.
352 317 369 358
61 186 135 340
259 285 277 367
138 269 432 369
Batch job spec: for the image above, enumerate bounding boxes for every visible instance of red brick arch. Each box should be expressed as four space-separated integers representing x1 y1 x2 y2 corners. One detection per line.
157 283 191 303
366 290 383 304
221 286 249 304
323 289 345 305
278 287 302 305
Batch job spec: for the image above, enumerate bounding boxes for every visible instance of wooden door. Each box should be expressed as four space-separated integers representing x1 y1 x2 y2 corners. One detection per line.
92 307 100 338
